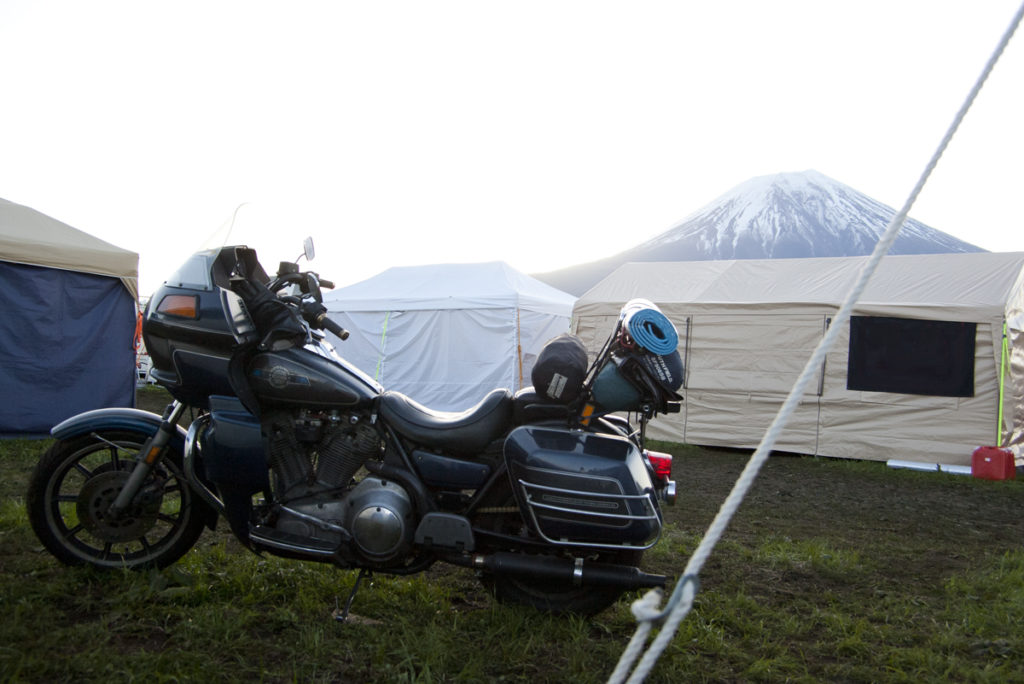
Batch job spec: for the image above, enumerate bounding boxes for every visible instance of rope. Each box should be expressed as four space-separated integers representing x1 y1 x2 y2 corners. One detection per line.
608 4 1024 682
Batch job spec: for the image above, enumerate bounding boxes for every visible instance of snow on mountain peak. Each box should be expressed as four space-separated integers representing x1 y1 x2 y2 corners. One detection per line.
644 169 979 259
534 170 984 295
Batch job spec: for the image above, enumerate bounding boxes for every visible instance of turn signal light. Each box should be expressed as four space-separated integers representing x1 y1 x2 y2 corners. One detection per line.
645 450 673 480
156 294 199 319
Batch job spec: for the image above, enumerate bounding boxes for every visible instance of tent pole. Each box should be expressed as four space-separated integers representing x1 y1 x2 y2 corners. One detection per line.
516 307 523 390
998 319 1009 446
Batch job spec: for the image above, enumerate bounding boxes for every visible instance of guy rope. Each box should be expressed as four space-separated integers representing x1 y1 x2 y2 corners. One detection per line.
608 4 1024 682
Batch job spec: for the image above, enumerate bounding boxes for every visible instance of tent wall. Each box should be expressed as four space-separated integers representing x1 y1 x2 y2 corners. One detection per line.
1009 321 1024 452
516 308 577 390
571 254 1024 467
1003 267 1024 451
816 317 1002 463
0 262 136 435
328 306 574 411
668 309 826 454
323 262 575 412
577 308 1004 466
329 308 519 410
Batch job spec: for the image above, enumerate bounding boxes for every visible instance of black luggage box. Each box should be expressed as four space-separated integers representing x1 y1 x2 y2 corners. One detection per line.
503 425 661 548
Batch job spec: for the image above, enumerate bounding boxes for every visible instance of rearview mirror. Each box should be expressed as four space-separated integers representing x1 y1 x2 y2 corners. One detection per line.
303 237 315 262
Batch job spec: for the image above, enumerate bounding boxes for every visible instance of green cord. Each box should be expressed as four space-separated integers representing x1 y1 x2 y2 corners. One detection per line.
998 320 1009 446
375 311 391 381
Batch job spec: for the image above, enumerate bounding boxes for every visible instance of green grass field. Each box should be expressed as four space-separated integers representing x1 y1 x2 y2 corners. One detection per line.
1 391 1022 682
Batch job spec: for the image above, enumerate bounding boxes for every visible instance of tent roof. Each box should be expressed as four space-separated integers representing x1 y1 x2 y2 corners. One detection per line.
324 261 576 316
0 197 138 298
576 253 1024 321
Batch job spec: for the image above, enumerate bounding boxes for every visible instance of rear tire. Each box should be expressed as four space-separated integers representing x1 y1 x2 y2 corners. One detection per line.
481 548 643 616
474 483 643 615
27 429 207 569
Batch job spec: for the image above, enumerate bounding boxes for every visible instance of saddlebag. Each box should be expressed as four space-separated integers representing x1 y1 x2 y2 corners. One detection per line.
503 425 661 549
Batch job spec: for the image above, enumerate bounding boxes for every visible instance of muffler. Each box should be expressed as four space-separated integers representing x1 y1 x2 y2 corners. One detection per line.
474 551 667 590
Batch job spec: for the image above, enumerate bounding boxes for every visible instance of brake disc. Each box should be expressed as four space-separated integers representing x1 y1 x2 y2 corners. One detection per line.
76 470 161 542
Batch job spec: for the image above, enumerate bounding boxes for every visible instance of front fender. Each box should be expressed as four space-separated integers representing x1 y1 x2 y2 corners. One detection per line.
50 408 188 444
48 408 217 530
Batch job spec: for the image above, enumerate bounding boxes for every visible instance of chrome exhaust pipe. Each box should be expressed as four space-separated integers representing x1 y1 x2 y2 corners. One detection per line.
660 479 677 505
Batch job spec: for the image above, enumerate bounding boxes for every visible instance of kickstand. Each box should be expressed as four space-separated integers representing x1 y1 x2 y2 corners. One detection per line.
334 569 371 623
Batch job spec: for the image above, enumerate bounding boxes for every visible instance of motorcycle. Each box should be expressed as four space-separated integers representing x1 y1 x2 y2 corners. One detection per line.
26 242 682 616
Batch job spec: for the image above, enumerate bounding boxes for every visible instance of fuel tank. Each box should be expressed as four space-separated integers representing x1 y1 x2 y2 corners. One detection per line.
247 347 381 409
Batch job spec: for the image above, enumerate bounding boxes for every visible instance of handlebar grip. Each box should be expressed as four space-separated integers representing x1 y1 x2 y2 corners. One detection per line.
317 313 349 340
319 278 335 290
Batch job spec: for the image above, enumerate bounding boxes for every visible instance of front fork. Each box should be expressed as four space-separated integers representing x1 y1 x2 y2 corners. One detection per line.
106 401 187 517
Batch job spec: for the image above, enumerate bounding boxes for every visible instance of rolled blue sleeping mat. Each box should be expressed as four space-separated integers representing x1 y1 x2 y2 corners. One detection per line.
620 298 678 355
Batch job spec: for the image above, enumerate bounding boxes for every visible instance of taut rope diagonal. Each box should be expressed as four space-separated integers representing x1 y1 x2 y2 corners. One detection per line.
608 3 1024 682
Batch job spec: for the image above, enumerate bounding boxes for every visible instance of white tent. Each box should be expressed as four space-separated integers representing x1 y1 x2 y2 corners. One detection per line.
323 262 576 410
571 253 1024 466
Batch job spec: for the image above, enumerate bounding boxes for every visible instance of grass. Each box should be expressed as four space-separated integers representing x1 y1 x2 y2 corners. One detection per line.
1 389 1023 681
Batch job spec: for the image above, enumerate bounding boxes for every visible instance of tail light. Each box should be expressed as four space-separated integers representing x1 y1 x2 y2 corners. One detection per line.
645 449 673 480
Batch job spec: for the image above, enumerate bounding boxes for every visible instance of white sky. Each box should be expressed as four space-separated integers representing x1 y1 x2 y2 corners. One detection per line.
2 1 1022 296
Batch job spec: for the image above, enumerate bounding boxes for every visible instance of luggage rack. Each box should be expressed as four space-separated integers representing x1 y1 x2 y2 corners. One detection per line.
517 477 662 550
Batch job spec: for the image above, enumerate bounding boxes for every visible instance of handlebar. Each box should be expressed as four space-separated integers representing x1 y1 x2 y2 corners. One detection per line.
297 300 349 340
230 249 349 346
316 313 349 340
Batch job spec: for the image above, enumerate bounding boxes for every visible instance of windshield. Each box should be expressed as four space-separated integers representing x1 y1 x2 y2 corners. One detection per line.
162 250 218 290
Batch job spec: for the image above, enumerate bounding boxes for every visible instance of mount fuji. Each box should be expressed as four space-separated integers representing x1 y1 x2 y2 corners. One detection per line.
534 170 984 295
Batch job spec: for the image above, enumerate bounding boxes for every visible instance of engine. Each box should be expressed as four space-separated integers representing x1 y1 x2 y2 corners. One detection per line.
259 409 414 562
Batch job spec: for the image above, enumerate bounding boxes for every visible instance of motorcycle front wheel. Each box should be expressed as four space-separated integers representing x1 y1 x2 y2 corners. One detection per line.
26 429 208 570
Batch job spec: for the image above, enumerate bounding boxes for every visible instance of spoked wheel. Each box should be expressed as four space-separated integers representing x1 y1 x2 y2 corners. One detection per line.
27 430 207 569
474 483 644 616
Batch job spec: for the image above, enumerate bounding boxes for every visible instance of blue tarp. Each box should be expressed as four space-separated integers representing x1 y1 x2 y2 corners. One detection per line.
0 261 136 436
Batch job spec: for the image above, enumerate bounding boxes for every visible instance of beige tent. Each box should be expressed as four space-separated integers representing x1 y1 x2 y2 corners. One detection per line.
0 197 138 298
571 253 1024 466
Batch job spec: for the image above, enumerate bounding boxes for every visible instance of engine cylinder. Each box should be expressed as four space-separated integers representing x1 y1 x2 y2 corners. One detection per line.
265 415 312 497
316 421 378 488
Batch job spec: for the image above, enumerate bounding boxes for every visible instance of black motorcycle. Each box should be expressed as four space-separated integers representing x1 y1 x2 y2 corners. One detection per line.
26 243 681 615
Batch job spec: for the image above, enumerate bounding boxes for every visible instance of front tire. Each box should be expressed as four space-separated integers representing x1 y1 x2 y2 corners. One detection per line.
27 430 207 569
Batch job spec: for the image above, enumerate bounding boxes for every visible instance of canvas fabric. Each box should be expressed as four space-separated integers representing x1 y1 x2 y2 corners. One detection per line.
572 253 1024 466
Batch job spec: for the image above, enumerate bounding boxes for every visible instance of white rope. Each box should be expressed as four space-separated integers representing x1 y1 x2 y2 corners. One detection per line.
608 4 1024 682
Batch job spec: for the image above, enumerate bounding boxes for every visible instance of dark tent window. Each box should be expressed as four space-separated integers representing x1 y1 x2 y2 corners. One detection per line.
847 316 975 397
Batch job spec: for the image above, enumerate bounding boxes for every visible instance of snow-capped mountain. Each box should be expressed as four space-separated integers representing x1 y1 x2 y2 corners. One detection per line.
535 170 984 295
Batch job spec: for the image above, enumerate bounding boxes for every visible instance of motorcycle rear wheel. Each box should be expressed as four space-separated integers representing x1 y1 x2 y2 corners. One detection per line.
475 486 644 615
481 548 644 616
27 430 207 570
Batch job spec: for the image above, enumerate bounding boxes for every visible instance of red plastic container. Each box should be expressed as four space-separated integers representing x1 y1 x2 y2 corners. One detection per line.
971 447 1016 481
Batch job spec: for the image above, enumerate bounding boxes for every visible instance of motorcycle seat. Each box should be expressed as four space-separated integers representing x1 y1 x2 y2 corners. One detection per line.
512 387 573 424
378 388 514 456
